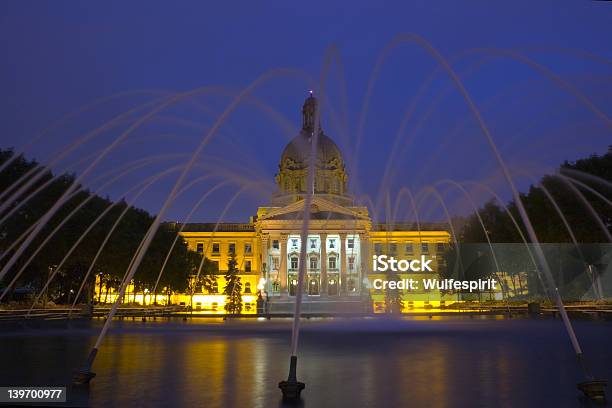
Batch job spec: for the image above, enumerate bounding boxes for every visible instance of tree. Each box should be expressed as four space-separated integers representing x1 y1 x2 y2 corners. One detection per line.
223 253 242 316
0 148 206 306
460 200 521 243
439 244 496 301
384 269 403 314
459 148 612 244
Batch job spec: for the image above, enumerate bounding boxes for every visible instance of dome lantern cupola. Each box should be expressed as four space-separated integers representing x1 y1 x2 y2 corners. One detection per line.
302 90 320 133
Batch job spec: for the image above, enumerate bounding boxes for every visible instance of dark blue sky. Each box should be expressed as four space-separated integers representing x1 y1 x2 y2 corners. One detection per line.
1 1 611 223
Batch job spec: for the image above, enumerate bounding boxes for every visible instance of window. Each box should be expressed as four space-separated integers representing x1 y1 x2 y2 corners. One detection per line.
329 239 335 249
272 257 279 270
348 256 355 271
310 239 316 249
308 278 319 295
329 257 337 270
310 256 318 270
244 282 251 293
228 243 236 254
212 243 220 254
196 243 203 253
272 240 279 250
374 243 383 255
389 243 397 254
245 260 251 272
405 243 414 254
347 238 354 249
289 279 297 296
290 257 298 270
348 278 356 292
211 281 218 294
436 243 445 252
328 278 338 296
421 243 429 253
244 243 252 254
291 239 299 250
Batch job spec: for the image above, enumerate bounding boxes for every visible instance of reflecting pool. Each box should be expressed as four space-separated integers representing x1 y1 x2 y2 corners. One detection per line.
1 316 611 407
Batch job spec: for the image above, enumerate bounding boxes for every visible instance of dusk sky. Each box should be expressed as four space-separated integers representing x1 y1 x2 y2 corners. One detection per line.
1 1 611 223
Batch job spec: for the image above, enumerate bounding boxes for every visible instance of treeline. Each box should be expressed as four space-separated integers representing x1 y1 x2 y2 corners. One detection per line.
437 148 612 300
0 149 214 305
460 147 612 243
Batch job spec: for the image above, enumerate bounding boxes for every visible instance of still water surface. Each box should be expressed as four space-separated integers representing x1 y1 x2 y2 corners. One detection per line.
1 316 611 407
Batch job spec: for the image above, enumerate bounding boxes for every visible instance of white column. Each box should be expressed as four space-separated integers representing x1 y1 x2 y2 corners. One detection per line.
280 234 288 295
320 233 328 297
340 233 347 295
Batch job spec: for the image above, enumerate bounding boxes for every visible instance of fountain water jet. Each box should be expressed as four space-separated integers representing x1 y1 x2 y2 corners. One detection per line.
0 155 192 301
34 163 202 315
72 67 316 385
279 86 326 399
188 184 265 314
400 33 607 399
436 180 511 302
345 32 609 399
462 181 543 294
0 95 175 220
152 179 232 303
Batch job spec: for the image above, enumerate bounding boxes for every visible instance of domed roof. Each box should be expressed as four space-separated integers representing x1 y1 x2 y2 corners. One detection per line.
272 92 352 206
279 92 344 170
280 131 344 169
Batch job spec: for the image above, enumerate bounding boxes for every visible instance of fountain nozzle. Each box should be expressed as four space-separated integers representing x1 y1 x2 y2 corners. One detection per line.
278 355 305 400
577 380 607 402
576 353 607 402
72 348 97 385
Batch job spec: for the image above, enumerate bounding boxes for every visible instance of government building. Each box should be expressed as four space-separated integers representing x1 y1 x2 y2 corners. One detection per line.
96 93 456 314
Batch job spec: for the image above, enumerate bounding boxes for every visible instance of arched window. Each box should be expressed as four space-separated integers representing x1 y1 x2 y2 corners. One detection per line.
290 257 298 270
308 278 319 295
244 282 251 294
328 278 338 296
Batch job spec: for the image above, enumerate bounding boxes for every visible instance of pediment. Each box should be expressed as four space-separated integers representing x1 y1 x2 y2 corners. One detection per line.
259 196 369 221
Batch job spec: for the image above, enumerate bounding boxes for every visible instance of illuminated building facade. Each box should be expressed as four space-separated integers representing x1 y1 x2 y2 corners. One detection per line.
96 94 455 313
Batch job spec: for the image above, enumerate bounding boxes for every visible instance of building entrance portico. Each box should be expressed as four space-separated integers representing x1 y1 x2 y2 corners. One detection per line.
258 215 368 301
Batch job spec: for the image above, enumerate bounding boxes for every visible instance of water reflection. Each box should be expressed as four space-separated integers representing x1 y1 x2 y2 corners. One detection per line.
0 317 610 407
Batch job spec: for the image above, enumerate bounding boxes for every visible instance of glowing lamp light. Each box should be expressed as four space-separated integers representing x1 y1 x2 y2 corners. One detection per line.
257 278 266 291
